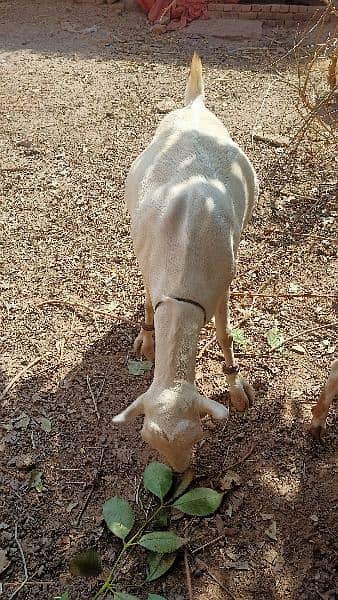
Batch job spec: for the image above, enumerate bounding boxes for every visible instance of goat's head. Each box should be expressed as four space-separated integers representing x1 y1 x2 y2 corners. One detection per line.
113 382 228 472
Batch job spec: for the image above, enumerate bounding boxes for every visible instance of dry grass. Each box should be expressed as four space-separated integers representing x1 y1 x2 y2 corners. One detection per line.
294 1 338 147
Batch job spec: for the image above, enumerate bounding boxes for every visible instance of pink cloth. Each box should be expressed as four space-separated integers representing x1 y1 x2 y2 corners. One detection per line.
137 0 207 31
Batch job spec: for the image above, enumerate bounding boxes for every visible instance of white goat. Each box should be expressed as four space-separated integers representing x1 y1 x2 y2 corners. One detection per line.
310 358 338 440
113 54 259 471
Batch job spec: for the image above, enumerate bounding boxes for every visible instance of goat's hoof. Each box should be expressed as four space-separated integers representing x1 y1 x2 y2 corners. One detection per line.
142 344 155 361
133 334 143 357
229 379 254 412
133 333 155 361
309 419 326 442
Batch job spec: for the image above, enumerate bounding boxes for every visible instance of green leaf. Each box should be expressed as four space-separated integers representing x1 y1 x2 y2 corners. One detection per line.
102 496 135 540
153 507 170 528
114 593 141 600
139 531 185 553
143 462 172 500
171 469 194 500
146 552 176 582
29 469 44 492
266 327 285 350
128 360 153 376
14 412 30 430
232 328 246 347
55 593 69 600
172 488 223 516
148 595 168 600
35 416 52 432
70 550 102 577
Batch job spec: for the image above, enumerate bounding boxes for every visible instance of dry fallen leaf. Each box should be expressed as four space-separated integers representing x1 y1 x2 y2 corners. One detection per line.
260 513 274 521
265 520 277 541
13 412 30 430
223 548 238 561
220 470 241 491
264 548 285 573
0 549 10 574
225 490 245 517
291 344 306 354
66 501 78 513
225 559 250 571
309 514 319 524
34 416 52 433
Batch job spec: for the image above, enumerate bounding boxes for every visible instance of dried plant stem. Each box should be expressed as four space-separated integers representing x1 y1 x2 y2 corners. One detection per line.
36 299 135 325
270 320 338 352
9 524 28 599
192 534 225 555
0 355 44 401
184 549 193 600
224 443 256 471
75 447 105 527
231 291 338 299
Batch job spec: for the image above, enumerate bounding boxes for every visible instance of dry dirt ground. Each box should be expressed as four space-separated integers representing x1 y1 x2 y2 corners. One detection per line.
0 1 337 599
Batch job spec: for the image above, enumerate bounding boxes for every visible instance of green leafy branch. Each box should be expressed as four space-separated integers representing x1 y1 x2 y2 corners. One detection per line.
66 461 223 600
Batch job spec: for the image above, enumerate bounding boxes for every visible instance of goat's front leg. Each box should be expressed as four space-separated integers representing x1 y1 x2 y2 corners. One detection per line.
215 291 254 412
134 287 155 361
310 359 338 440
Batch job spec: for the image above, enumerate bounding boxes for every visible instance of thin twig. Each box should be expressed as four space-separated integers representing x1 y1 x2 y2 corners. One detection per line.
86 375 101 421
0 356 44 401
75 447 105 526
195 557 236 599
251 77 273 146
192 534 225 555
197 333 216 359
223 443 256 472
1 167 32 172
36 299 135 325
9 524 28 599
184 549 193 600
253 133 289 147
231 291 338 299
270 320 338 352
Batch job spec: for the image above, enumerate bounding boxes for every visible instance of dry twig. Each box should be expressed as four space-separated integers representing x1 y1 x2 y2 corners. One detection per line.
223 443 256 471
36 299 135 326
86 375 105 421
195 557 236 599
270 320 338 352
184 549 193 600
231 291 338 299
0 355 45 401
9 524 28 600
192 534 225 555
75 447 105 526
253 133 289 147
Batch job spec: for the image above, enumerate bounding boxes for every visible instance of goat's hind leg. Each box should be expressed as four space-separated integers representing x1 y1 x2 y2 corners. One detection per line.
215 291 254 412
134 287 155 361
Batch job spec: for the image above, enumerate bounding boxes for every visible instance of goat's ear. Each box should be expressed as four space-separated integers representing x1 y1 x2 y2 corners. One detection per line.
112 395 145 424
198 395 229 420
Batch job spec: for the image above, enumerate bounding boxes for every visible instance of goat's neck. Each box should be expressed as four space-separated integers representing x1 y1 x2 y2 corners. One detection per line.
153 301 203 388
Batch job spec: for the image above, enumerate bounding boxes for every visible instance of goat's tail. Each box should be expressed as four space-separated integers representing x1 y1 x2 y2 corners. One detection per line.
184 52 204 105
